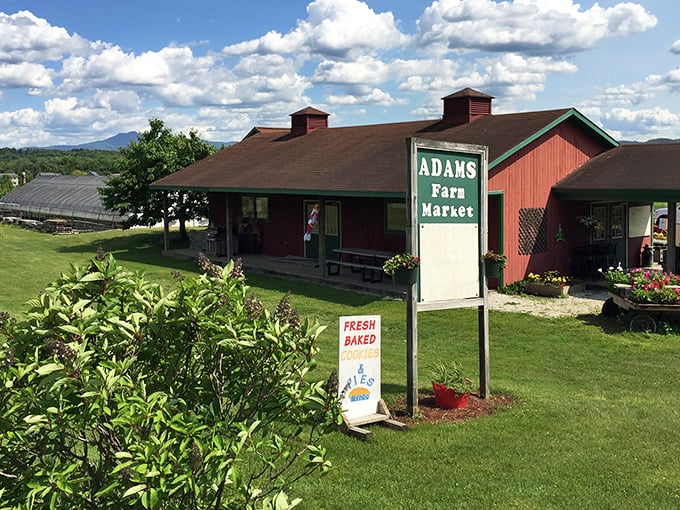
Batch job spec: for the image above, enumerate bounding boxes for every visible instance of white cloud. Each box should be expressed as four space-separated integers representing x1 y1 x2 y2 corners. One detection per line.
60 45 215 91
601 106 678 139
0 10 91 64
85 90 141 113
221 0 409 59
671 40 680 55
0 0 672 146
0 62 53 88
313 56 393 84
416 0 657 56
0 107 42 128
326 86 405 106
591 64 680 112
401 53 577 117
605 107 678 126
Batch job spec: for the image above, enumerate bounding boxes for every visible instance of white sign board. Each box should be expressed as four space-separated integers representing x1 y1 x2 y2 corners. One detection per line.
419 223 480 301
629 205 651 238
338 315 381 420
409 138 488 310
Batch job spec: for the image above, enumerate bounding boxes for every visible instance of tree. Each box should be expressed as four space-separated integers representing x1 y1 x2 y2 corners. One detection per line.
0 148 122 180
0 252 340 509
0 175 14 198
100 119 215 240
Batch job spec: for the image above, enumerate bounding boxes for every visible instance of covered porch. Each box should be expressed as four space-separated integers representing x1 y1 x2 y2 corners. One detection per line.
164 247 407 299
553 143 680 275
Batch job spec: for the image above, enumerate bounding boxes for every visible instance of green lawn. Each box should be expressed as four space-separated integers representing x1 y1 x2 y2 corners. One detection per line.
2 224 680 509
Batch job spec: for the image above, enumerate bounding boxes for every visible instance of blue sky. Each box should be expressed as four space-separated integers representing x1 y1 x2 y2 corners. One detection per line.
0 0 678 147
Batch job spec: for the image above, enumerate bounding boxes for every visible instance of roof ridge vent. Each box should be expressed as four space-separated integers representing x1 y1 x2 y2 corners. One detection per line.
441 88 493 127
290 107 330 136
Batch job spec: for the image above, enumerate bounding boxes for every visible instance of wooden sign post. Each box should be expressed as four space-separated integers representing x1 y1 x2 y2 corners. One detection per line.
405 138 490 415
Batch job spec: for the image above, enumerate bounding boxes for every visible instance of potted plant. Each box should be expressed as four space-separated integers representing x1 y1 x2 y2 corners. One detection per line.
429 360 473 409
482 250 507 278
383 252 420 285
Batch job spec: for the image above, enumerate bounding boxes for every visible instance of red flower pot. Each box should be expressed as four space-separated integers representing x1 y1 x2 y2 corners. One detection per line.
432 382 470 409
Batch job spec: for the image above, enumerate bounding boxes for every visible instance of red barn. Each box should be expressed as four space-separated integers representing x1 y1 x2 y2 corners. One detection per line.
151 88 620 286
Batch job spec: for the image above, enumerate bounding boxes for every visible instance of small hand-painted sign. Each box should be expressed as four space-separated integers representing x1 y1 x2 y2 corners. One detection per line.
338 315 381 420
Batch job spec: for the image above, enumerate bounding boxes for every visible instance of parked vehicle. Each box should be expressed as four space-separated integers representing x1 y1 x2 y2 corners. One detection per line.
654 206 680 230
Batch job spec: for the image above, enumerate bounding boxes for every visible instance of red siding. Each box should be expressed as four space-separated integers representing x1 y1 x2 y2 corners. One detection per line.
339 198 405 253
208 192 226 225
208 193 406 258
489 120 610 282
259 195 305 256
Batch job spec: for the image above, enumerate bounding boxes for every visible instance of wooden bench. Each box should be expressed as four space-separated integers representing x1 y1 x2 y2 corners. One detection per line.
326 259 385 283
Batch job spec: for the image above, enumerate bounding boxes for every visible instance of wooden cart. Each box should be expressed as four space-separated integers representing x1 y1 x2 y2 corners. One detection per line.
607 290 680 333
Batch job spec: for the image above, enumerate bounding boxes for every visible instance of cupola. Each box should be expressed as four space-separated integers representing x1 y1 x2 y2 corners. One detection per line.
441 88 494 126
290 107 329 136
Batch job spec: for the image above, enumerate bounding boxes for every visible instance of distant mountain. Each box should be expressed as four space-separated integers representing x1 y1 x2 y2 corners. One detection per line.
45 132 140 151
619 138 680 145
43 132 234 151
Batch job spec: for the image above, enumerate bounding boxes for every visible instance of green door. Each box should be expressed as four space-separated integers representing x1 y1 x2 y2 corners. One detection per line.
304 200 341 260
591 203 626 267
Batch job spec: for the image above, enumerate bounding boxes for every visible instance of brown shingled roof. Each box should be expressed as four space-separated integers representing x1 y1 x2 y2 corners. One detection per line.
152 107 615 196
553 143 680 201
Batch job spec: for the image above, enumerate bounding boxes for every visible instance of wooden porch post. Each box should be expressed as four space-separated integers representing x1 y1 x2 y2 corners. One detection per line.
225 193 232 259
668 201 677 273
162 191 169 252
318 198 327 277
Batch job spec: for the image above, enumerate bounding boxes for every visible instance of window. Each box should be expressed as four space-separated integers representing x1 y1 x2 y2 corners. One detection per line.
518 208 548 255
591 205 607 242
324 203 339 236
610 205 624 239
241 196 269 220
386 201 406 232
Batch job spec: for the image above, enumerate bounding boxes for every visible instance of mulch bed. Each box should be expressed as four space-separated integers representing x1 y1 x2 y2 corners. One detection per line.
390 392 516 425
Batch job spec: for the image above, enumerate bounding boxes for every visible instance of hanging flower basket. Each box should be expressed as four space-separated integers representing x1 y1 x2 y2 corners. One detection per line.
383 253 419 285
484 258 502 278
392 267 418 285
481 251 506 278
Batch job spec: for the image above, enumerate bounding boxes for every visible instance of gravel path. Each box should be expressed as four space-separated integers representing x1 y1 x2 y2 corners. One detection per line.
488 288 608 317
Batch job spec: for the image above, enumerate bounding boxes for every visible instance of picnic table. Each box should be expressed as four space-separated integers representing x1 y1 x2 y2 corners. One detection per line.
327 247 396 283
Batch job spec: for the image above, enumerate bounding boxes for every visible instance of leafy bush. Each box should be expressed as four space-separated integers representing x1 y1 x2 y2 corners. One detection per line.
498 280 527 295
0 252 340 509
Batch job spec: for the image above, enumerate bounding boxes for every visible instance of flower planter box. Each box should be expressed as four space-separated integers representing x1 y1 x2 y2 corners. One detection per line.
526 281 569 297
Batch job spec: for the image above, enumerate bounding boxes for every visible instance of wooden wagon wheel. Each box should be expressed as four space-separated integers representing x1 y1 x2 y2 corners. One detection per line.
629 313 657 333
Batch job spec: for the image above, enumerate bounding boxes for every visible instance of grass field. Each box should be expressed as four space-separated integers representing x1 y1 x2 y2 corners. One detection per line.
2 224 680 509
